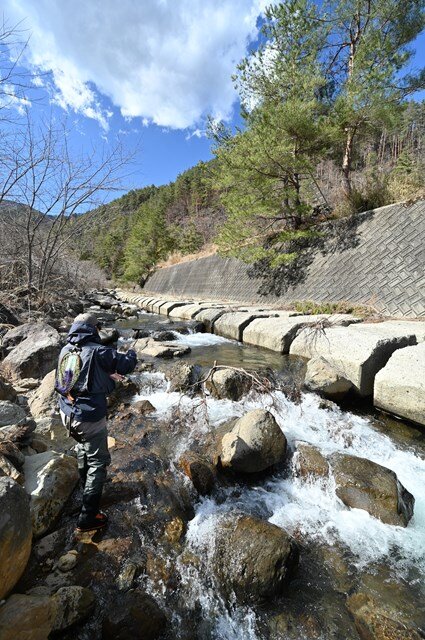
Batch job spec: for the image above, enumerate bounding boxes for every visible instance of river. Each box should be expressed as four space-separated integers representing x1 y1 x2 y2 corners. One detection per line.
104 308 425 639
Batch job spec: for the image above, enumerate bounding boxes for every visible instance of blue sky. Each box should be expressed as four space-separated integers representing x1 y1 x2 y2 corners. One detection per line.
3 0 425 203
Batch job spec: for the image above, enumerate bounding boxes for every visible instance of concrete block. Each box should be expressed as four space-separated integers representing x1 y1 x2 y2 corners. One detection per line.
290 321 418 396
213 312 271 342
157 301 193 316
374 342 425 426
151 300 168 314
243 315 329 353
169 304 206 320
195 308 231 332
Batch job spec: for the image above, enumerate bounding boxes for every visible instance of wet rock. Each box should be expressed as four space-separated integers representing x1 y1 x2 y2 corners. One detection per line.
304 356 353 400
102 590 167 640
206 367 251 401
179 451 216 494
108 378 139 409
346 592 422 640
24 451 79 537
28 369 57 418
212 513 299 603
51 585 95 631
132 399 155 414
1 324 61 381
117 559 141 591
0 400 27 426
135 338 190 358
0 420 35 444
0 376 17 402
293 442 329 479
0 439 25 468
0 453 24 483
123 304 138 316
0 593 56 640
57 550 78 572
152 330 176 341
164 516 185 543
132 328 150 339
220 409 287 473
329 453 414 526
167 362 202 393
0 478 32 599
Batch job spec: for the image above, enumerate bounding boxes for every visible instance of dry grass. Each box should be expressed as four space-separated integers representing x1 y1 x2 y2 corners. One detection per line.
157 244 218 268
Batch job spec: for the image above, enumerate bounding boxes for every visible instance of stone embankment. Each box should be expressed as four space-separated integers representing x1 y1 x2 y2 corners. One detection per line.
116 290 425 427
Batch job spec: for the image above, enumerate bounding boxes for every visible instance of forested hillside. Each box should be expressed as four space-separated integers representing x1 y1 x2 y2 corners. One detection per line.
85 161 225 283
89 98 425 284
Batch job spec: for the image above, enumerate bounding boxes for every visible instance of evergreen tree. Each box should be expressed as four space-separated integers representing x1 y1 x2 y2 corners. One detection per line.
211 1 331 265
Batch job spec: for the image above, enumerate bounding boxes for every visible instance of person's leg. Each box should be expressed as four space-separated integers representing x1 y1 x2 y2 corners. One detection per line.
77 421 111 528
76 443 88 487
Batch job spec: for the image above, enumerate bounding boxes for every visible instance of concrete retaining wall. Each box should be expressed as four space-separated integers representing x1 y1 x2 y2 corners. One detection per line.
143 200 425 318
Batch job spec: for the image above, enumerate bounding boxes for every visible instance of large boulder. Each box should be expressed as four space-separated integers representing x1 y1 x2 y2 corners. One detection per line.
329 453 414 526
0 593 56 640
346 592 422 640
374 343 425 427
0 478 32 599
1 324 61 381
212 514 298 603
0 400 27 426
167 362 202 393
293 442 329 479
28 370 57 418
219 409 287 473
102 590 167 640
206 367 251 401
51 586 95 631
2 322 51 351
304 356 353 400
24 451 79 537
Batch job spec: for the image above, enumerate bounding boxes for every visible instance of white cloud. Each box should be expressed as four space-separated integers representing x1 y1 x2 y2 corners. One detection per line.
185 128 206 140
4 0 266 129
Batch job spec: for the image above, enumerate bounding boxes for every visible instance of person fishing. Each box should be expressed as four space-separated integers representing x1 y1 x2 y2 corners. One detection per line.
56 313 137 533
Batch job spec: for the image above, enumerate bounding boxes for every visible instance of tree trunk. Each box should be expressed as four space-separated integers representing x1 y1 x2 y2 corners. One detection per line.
342 128 355 197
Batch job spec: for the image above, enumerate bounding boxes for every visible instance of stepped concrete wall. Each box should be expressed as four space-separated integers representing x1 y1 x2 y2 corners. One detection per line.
143 200 425 318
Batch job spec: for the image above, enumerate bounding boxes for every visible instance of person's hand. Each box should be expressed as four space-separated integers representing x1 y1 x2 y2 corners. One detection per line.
110 373 125 382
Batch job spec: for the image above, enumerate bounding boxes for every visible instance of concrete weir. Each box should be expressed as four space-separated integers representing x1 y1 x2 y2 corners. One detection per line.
114 290 425 425
289 321 422 396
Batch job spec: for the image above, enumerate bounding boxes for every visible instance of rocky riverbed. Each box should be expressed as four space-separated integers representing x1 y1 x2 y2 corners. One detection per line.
0 290 424 639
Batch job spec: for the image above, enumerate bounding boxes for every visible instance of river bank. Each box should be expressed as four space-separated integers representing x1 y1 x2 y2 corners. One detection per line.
0 290 424 639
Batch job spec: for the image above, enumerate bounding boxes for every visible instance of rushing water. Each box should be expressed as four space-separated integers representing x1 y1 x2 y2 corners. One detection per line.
114 308 425 639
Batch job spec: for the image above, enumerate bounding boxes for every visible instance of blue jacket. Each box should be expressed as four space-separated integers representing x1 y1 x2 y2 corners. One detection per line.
57 321 137 422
